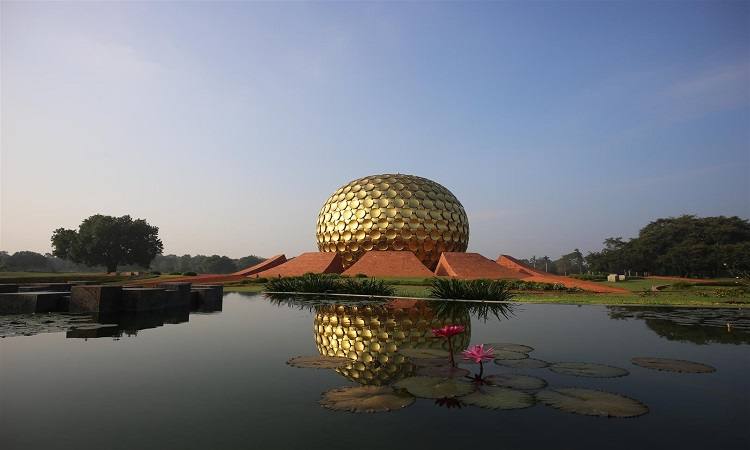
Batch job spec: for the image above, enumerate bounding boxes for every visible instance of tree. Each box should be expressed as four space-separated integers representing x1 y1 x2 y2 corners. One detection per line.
553 249 586 275
586 215 750 277
6 251 50 271
51 214 163 272
237 255 263 270
203 255 237 274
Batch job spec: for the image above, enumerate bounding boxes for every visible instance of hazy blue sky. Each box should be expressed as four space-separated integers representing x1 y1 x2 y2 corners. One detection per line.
2 1 748 260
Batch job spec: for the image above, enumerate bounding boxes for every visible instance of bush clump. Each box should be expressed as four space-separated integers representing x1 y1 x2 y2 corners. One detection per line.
264 273 395 296
169 271 181 275
182 271 197 276
569 274 607 282
503 280 581 292
429 278 514 302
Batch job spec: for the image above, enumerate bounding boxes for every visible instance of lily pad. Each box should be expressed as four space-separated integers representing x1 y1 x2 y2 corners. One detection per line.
485 374 547 390
486 343 534 353
536 388 648 418
491 350 529 361
394 376 475 399
398 348 450 359
495 358 549 369
287 355 350 369
631 357 716 373
320 386 415 413
416 366 470 378
549 362 629 378
461 386 535 410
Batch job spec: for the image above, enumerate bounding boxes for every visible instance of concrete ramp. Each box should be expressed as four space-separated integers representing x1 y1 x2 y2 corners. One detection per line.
342 251 433 278
234 254 287 277
256 252 344 277
436 252 523 279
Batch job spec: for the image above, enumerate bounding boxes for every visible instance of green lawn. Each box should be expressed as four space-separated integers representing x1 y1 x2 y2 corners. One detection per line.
0 272 186 285
5 271 744 308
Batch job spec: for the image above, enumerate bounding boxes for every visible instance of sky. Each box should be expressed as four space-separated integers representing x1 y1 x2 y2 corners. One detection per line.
1 1 748 260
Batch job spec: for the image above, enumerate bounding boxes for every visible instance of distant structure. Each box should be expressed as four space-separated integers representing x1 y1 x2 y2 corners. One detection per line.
160 173 628 293
315 173 469 270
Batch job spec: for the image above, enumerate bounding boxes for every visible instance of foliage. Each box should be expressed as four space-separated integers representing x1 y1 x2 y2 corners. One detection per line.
264 273 395 296
504 280 582 292
585 215 750 278
240 277 268 284
0 251 50 271
428 278 515 301
182 271 197 276
51 214 163 273
150 253 264 274
339 278 395 296
569 273 607 281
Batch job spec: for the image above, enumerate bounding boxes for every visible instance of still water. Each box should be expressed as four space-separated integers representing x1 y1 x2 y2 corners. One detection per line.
1 293 748 449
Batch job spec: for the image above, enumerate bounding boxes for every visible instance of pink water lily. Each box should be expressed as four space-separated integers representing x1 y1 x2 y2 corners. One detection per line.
462 344 495 363
431 325 465 338
431 324 465 368
462 344 495 383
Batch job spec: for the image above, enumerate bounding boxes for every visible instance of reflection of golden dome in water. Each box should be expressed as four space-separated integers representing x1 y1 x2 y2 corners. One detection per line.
316 174 469 269
314 301 471 385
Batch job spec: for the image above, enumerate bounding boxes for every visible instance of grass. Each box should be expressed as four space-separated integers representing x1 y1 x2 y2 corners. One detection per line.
595 279 670 292
12 269 724 308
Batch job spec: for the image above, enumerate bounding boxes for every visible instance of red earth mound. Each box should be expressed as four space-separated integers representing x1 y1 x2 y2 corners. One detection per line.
235 254 287 277
342 251 433 278
133 255 288 286
255 252 344 278
496 254 627 293
435 252 523 279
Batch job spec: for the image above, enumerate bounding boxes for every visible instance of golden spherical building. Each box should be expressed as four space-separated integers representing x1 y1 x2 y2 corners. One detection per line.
314 301 471 385
316 173 469 269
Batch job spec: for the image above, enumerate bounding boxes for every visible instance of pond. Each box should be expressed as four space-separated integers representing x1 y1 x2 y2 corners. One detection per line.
1 292 748 449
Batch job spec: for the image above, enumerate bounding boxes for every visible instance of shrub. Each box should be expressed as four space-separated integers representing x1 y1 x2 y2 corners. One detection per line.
569 274 607 282
339 278 395 296
354 273 368 278
428 278 514 302
150 271 161 275
169 271 181 275
264 273 395 296
182 271 197 276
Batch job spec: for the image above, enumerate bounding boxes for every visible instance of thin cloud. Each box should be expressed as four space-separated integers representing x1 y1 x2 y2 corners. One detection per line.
656 61 750 122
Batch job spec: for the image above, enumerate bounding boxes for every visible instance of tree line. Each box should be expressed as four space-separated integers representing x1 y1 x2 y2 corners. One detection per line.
0 251 264 275
523 215 750 278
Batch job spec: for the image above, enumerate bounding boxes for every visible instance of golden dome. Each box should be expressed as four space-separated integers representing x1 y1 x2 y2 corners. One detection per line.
316 173 469 269
314 301 471 385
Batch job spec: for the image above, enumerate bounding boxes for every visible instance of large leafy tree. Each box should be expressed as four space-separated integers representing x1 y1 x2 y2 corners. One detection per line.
51 215 163 272
586 215 750 277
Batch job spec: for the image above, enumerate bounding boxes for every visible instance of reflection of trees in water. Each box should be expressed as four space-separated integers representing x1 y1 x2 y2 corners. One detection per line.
0 304 220 340
608 307 750 345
